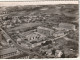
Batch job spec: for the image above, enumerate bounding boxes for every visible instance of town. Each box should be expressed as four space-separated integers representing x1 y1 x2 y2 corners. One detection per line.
0 4 79 58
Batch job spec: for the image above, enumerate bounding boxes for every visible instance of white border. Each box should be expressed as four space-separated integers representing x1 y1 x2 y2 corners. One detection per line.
0 0 79 60
0 1 78 7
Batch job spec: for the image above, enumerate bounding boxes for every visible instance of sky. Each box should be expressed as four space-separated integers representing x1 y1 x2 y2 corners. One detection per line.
0 1 78 7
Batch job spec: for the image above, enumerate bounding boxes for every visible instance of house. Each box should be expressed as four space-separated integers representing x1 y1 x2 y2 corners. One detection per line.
37 26 54 36
17 38 22 44
31 42 42 48
26 32 46 41
59 23 76 31
0 47 20 59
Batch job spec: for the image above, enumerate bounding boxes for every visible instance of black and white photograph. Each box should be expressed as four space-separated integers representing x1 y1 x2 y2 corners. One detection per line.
0 1 79 59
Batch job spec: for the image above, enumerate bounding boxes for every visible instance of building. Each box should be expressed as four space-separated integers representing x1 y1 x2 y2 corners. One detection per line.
17 56 29 59
17 38 22 44
59 23 75 31
55 50 63 58
53 31 64 37
26 32 46 41
12 16 19 19
31 42 42 48
52 27 63 31
37 26 54 36
46 49 52 56
53 23 76 31
0 47 20 59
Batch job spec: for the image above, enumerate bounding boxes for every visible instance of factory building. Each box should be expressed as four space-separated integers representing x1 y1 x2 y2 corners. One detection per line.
59 23 76 31
53 23 76 31
37 26 54 36
26 32 46 41
53 31 65 37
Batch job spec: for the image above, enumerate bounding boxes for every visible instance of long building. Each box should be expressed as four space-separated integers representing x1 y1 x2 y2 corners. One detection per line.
37 26 54 36
0 47 20 59
26 32 46 41
53 23 76 31
59 23 76 31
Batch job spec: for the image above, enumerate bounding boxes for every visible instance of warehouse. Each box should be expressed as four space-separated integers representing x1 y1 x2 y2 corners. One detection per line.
37 26 54 36
26 32 46 41
59 23 76 31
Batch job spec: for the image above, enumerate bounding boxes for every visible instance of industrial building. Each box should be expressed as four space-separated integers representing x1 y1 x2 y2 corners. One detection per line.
59 23 76 31
37 26 54 36
53 31 65 37
53 23 76 31
26 32 46 41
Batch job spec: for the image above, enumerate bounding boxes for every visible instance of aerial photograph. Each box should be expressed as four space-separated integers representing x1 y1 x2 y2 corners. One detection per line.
0 3 79 59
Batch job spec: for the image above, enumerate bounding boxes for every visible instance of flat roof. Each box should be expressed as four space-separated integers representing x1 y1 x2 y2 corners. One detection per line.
59 23 75 26
37 26 54 31
0 47 17 55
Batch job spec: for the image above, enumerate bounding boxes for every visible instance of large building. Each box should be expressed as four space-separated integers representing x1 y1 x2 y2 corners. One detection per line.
37 26 54 36
53 23 76 31
0 47 20 59
59 23 75 31
26 32 46 41
53 31 64 37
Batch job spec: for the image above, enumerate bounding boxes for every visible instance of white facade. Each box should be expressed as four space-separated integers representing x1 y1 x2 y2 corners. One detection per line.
37 26 54 36
53 31 64 37
59 23 75 31
26 32 46 41
55 50 63 58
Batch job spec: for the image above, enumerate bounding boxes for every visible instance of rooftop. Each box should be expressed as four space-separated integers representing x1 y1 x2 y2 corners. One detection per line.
59 23 75 27
37 26 54 31
0 47 17 55
54 31 64 34
26 32 46 38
